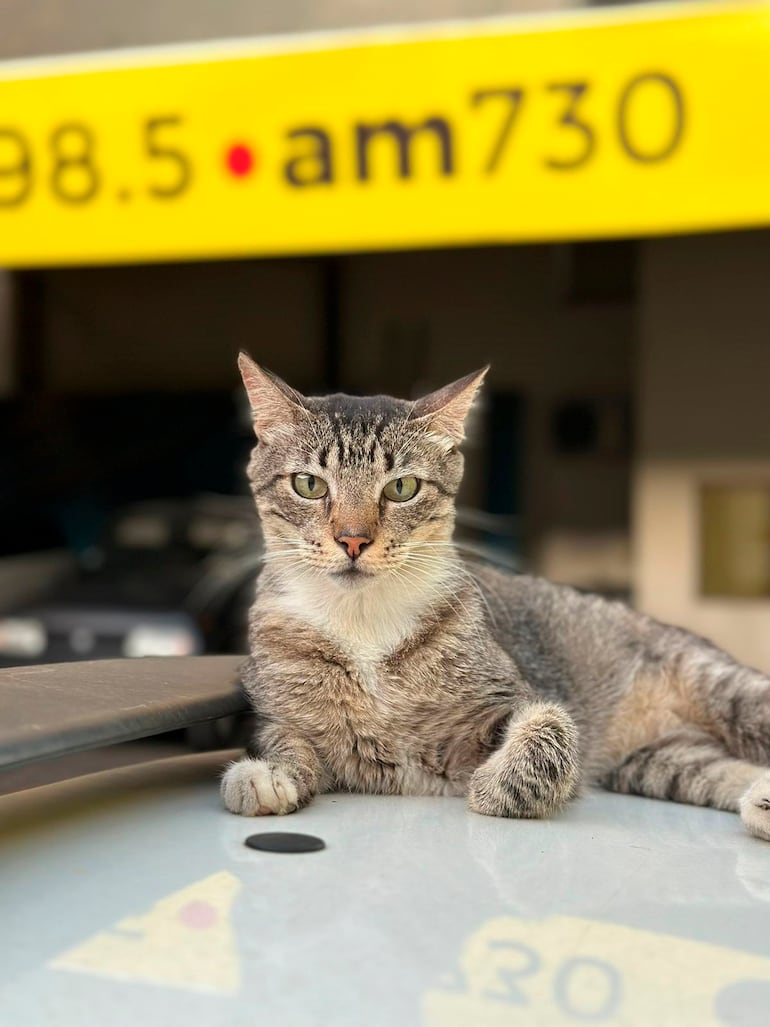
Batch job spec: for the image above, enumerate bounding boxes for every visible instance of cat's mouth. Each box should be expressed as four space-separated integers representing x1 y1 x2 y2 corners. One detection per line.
329 563 375 585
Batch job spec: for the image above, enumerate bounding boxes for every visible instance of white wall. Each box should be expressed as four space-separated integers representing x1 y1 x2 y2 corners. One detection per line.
635 231 770 671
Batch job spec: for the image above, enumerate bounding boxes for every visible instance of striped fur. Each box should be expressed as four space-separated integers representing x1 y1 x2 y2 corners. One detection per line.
222 357 770 842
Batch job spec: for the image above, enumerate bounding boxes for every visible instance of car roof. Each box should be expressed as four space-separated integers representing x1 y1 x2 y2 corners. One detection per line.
1 751 768 1026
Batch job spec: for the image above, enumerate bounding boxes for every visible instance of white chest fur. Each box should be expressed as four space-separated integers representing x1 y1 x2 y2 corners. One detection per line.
270 563 456 668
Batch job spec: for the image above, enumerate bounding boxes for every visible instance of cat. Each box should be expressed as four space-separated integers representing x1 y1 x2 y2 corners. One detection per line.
221 354 770 842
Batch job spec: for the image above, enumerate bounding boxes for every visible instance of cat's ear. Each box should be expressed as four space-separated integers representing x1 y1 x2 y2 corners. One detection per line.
411 367 489 445
238 352 307 441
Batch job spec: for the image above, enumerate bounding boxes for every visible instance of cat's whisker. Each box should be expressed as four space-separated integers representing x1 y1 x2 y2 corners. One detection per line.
386 565 487 650
398 541 455 549
263 537 319 550
394 553 495 636
417 562 496 631
386 556 478 625
261 551 314 560
262 545 312 553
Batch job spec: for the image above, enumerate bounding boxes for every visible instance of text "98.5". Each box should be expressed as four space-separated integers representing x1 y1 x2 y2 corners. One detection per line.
0 116 191 207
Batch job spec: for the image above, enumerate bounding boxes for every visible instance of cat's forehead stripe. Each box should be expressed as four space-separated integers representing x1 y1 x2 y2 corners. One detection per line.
283 392 436 473
306 392 410 423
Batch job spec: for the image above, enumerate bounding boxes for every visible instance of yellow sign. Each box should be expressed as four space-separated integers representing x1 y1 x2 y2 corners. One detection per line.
52 871 242 994
423 915 770 1026
0 2 768 266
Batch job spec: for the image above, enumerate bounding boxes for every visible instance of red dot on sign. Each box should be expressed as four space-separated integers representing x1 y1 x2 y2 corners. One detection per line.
179 900 218 929
226 144 256 177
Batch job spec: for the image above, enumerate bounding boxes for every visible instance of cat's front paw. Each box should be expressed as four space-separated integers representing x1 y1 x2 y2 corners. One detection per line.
221 758 300 816
740 772 770 842
467 703 580 819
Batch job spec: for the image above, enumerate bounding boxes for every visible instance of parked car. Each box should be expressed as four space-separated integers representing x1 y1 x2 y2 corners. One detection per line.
0 495 262 671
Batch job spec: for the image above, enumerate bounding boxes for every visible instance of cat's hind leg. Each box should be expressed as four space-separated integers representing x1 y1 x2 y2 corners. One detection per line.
696 658 770 767
468 702 581 819
641 640 770 766
602 726 770 841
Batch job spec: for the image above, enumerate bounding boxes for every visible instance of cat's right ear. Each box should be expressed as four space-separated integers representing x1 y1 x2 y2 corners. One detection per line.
238 352 307 442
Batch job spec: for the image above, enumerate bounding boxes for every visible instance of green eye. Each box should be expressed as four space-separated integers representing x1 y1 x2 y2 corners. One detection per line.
382 476 420 503
292 473 328 499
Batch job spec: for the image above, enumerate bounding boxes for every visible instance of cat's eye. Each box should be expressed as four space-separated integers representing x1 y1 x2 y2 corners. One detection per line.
382 476 420 503
292 472 328 499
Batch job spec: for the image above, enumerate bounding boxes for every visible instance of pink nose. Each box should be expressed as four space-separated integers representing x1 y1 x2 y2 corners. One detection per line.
336 535 372 560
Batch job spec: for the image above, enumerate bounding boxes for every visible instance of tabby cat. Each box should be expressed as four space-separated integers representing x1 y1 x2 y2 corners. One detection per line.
221 355 770 842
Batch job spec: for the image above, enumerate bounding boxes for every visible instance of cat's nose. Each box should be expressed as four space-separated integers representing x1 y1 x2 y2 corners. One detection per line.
335 534 372 560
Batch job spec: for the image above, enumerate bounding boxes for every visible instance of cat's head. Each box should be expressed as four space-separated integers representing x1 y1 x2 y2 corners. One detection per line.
239 354 487 588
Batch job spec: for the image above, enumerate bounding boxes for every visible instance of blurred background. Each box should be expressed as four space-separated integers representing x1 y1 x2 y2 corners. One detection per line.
1 0 769 767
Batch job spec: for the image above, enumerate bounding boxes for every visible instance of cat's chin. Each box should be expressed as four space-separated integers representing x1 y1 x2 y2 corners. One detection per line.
328 566 376 589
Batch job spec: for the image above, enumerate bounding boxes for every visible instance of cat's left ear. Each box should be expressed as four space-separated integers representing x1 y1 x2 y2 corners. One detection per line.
411 367 489 445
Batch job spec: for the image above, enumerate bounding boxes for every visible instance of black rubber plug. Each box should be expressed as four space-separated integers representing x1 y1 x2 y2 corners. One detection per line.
245 832 325 853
